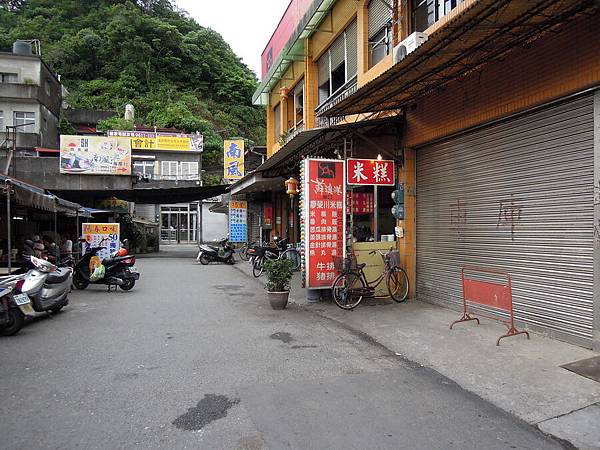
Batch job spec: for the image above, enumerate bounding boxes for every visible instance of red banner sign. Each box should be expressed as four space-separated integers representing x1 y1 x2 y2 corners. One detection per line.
303 159 345 289
346 191 374 215
347 158 395 186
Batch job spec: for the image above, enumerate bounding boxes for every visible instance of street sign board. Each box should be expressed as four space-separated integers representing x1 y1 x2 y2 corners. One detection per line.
346 158 395 186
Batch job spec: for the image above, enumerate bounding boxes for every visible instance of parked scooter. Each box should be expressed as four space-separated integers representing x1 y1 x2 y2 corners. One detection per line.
0 275 29 336
197 238 235 265
0 256 73 336
73 238 139 291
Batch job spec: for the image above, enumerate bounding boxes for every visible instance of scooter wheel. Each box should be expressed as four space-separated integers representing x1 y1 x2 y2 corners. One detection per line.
199 253 210 265
227 256 235 265
0 308 25 336
72 274 89 290
119 278 136 291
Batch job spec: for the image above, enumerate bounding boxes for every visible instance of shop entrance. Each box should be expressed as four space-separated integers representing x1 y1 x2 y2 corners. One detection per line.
160 203 198 244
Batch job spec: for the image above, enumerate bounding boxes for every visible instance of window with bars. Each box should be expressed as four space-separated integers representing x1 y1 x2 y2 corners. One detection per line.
317 19 358 106
0 73 18 83
14 111 35 133
368 0 393 68
413 0 464 32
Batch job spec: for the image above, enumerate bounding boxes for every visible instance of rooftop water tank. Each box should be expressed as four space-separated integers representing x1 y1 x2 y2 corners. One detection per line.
13 40 33 56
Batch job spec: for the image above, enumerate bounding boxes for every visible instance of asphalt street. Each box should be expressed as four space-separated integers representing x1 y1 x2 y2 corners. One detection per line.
0 256 568 449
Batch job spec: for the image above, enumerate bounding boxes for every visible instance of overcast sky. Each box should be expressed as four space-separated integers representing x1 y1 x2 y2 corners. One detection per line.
175 0 290 78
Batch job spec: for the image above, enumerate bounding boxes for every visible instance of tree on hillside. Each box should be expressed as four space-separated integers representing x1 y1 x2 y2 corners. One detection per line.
0 0 265 182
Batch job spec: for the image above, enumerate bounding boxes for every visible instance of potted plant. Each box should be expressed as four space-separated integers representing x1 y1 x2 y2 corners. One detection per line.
264 258 294 310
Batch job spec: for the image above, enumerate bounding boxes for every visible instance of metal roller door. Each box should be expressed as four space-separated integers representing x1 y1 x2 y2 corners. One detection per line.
416 94 594 347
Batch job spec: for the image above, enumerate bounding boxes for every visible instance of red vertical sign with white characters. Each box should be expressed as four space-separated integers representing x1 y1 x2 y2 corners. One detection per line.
304 159 346 289
347 158 395 186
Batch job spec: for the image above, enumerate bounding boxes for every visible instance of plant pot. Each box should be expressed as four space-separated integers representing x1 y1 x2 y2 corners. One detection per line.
267 291 289 310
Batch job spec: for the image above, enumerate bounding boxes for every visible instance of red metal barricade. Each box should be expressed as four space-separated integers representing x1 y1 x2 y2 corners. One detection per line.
450 266 529 346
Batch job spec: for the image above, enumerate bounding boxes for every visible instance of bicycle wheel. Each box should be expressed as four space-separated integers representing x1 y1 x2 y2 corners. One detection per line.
281 249 301 271
387 266 409 303
331 272 365 310
252 256 264 278
239 244 249 261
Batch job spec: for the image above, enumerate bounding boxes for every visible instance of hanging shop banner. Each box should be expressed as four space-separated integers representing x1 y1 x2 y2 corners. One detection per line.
303 158 346 289
81 223 120 260
223 139 245 180
229 200 248 243
263 203 273 229
346 191 374 215
96 197 130 214
60 135 131 175
109 130 204 152
347 158 395 186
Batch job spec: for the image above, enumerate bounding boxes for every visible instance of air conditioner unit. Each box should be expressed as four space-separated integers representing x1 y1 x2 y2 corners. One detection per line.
393 32 428 64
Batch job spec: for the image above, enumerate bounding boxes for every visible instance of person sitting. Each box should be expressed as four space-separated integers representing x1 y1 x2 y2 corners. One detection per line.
60 233 73 258
42 235 60 263
32 235 45 258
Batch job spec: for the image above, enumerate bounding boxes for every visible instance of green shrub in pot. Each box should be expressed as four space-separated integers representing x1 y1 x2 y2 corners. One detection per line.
264 258 294 309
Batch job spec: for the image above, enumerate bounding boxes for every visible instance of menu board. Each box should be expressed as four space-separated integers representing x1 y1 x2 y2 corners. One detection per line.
303 159 345 289
82 223 120 260
228 200 247 243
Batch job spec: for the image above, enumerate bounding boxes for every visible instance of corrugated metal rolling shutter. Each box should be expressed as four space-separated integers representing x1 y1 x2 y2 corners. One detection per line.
318 53 330 87
330 32 345 71
416 94 594 347
346 19 358 79
368 0 392 38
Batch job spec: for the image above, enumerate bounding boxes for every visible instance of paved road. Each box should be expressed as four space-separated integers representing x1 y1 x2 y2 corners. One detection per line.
0 257 566 449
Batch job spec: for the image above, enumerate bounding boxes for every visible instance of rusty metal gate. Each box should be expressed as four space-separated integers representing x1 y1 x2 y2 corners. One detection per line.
416 93 594 347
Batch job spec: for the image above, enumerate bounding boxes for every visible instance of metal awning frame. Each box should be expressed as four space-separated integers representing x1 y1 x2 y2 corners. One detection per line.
322 0 599 117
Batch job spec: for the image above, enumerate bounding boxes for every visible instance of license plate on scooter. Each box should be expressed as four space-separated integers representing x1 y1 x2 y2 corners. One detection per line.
13 293 30 306
129 266 138 273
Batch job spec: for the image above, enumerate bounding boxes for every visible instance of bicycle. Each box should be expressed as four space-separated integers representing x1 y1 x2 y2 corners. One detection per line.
251 239 301 277
331 249 409 310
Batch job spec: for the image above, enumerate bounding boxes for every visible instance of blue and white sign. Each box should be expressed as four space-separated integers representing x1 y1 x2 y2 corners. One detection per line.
229 200 247 243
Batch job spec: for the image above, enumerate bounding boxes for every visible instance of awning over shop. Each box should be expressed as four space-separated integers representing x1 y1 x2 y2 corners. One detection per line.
228 172 286 196
53 184 228 205
321 0 598 117
0 174 88 216
250 116 402 178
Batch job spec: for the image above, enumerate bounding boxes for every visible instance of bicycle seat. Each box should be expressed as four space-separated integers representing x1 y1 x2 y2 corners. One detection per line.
356 262 366 270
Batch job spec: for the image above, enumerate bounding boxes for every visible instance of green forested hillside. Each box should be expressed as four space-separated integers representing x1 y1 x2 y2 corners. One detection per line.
0 0 265 177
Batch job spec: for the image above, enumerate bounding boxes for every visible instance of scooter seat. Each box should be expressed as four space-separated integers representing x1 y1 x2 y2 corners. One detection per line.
46 269 71 284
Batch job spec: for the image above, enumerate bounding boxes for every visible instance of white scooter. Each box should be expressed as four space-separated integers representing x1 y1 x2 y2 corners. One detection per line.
7 256 73 330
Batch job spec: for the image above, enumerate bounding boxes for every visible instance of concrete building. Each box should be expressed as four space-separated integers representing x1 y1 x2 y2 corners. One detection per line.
0 44 62 151
241 0 600 349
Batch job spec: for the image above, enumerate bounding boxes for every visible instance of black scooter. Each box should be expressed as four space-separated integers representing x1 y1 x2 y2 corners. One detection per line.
197 238 235 265
73 239 139 291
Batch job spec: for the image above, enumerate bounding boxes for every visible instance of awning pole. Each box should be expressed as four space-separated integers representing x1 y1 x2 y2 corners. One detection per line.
6 180 11 273
374 185 379 241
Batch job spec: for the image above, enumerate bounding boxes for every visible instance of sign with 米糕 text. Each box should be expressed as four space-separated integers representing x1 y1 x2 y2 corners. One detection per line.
346 158 395 186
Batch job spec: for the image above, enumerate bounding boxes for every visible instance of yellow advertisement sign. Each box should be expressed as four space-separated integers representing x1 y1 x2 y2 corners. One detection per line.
60 135 131 175
131 136 192 151
223 139 245 180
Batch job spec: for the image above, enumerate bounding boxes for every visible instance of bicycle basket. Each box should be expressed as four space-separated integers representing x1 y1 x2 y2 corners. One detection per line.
333 255 359 272
387 249 400 267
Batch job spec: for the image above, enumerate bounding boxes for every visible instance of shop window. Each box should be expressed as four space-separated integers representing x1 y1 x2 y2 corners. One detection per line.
273 102 281 140
180 161 199 180
294 81 304 128
161 161 178 180
14 111 35 133
133 161 155 179
368 0 392 69
0 72 18 83
413 0 463 32
331 63 346 95
316 19 358 107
